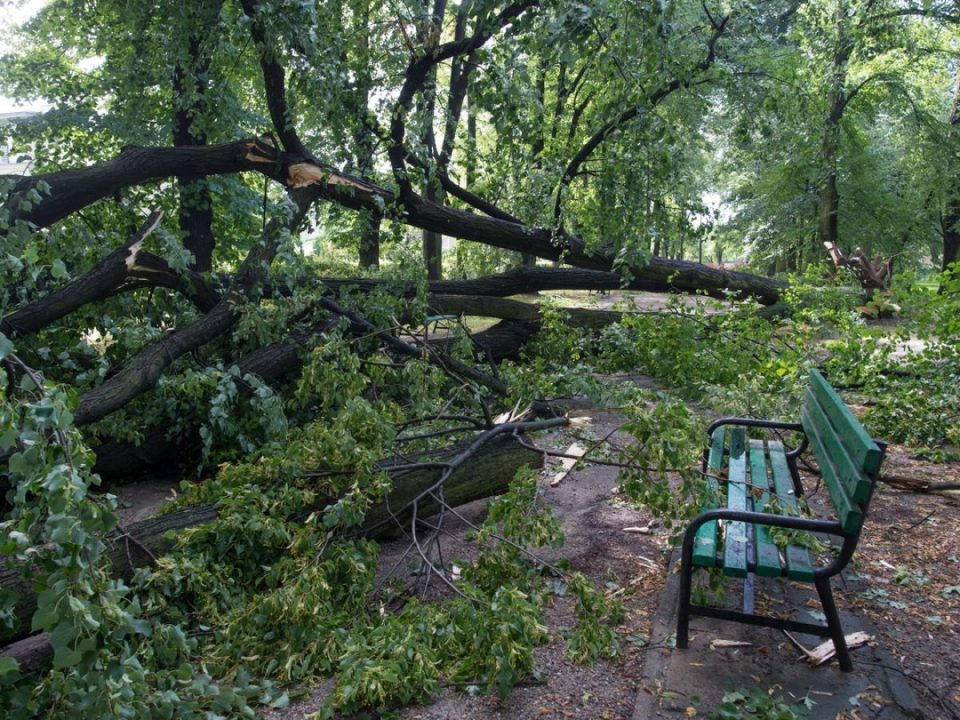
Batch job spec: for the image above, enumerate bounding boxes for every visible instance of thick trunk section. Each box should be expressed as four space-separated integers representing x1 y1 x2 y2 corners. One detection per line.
817 132 841 256
2 138 283 231
351 0 381 270
317 265 716 297
0 433 539 647
428 294 622 328
431 319 539 362
359 213 382 270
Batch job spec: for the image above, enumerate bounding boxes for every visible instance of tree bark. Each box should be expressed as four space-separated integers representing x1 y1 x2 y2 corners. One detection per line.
0 433 540 647
943 67 960 278
430 319 540 362
0 212 220 338
350 0 382 270
171 1 223 272
2 138 284 231
816 4 854 262
427 294 623 328
316 265 737 298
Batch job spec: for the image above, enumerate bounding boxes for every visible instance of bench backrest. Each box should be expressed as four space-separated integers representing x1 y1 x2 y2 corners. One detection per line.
800 369 883 535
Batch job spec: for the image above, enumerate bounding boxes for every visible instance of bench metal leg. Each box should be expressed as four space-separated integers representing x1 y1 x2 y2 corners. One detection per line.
677 530 698 648
815 577 852 671
786 454 805 497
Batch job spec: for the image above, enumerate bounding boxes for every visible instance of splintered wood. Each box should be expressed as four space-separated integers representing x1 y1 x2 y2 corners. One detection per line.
784 630 872 666
549 442 586 487
287 163 369 190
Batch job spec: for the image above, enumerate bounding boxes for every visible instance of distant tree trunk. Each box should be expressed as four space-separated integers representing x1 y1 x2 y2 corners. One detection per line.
352 0 381 270
817 124 841 259
943 69 960 279
423 194 444 280
173 30 216 272
816 4 853 266
464 95 477 189
419 0 448 281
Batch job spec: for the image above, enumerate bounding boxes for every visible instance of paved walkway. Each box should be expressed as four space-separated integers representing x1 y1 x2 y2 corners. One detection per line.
632 552 922 718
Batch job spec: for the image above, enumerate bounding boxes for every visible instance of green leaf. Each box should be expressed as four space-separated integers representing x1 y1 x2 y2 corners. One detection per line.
0 333 13 361
0 656 20 678
50 621 81 669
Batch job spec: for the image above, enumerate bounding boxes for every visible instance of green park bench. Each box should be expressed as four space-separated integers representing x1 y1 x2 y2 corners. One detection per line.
676 369 887 671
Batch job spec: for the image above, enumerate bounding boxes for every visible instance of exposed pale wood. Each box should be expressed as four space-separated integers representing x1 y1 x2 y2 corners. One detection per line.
786 630 873 666
549 442 586 487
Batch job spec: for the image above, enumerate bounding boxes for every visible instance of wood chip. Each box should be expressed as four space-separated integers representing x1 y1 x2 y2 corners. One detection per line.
710 639 753 650
549 443 586 486
622 526 653 534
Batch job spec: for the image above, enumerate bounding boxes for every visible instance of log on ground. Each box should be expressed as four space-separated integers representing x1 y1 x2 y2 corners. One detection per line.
0 432 541 646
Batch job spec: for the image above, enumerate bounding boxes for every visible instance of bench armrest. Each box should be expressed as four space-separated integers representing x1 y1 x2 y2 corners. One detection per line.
683 508 842 538
706 417 805 435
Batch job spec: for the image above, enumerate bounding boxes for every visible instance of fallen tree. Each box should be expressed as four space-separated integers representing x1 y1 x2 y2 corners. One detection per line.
0 427 547 647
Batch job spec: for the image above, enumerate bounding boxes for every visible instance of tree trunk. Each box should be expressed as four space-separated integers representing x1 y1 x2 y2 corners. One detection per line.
352 0 381 270
943 68 960 279
314 265 779 299
427 294 623 328
173 26 217 272
0 433 540 647
815 5 853 265
423 196 444 280
418 0 448 281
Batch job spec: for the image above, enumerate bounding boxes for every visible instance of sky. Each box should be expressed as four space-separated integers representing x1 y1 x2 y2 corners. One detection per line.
0 0 52 114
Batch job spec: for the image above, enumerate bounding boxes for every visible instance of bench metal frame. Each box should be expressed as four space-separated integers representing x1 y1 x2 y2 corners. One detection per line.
676 416 886 671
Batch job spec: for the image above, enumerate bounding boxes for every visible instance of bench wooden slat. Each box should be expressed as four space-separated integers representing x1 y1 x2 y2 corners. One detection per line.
748 439 783 577
801 399 865 535
723 427 749 578
803 389 873 504
692 426 725 568
808 370 882 475
767 440 814 582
